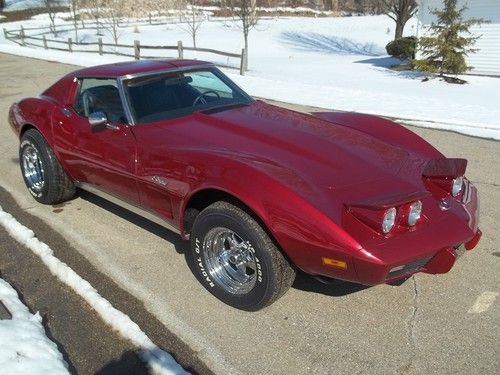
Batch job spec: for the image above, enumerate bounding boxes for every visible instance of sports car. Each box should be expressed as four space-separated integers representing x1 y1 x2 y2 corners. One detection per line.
8 60 481 310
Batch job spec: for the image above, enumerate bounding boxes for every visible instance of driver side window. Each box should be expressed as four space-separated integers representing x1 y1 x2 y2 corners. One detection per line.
73 78 127 123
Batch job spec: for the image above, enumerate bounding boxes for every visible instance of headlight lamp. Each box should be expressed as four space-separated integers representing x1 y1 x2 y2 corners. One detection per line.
382 207 397 234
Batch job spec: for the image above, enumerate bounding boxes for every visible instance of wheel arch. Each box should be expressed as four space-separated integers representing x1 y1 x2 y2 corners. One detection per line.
19 123 38 138
182 186 300 279
183 187 269 237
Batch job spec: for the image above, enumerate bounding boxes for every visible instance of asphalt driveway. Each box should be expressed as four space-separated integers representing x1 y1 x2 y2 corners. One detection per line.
0 53 498 374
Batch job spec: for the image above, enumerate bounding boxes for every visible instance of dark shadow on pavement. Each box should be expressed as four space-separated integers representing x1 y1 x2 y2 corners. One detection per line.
95 350 149 375
281 31 384 56
78 190 189 255
293 272 370 297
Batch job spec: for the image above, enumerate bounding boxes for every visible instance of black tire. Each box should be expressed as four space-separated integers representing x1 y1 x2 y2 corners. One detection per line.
189 201 296 311
19 129 75 205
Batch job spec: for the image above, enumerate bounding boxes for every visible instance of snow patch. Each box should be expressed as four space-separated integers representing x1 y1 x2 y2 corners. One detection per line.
0 278 69 375
0 205 188 375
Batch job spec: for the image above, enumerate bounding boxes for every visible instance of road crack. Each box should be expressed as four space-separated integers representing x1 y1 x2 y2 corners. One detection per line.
399 276 419 375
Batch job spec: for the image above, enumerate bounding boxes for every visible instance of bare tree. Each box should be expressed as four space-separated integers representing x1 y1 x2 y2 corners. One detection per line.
70 0 79 41
226 0 260 67
179 0 206 48
0 0 5 10
43 0 61 36
142 0 179 21
323 1 339 11
100 0 130 45
85 0 103 35
381 0 417 40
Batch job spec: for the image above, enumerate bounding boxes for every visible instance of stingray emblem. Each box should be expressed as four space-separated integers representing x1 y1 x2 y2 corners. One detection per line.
151 176 168 187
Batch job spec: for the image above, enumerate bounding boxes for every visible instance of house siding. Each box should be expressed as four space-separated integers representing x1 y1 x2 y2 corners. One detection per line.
417 0 500 76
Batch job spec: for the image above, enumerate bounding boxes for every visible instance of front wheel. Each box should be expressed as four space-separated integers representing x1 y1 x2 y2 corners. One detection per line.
19 129 75 205
189 201 296 311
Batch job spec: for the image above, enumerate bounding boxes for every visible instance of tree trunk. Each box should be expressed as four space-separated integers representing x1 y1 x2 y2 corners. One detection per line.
73 14 78 42
193 33 196 49
395 21 404 40
244 34 249 68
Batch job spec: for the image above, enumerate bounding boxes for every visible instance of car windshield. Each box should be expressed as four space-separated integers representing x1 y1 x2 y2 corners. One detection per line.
124 67 252 124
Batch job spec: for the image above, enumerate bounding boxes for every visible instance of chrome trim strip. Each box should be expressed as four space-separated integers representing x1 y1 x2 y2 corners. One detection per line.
76 182 181 235
117 78 135 126
119 63 215 81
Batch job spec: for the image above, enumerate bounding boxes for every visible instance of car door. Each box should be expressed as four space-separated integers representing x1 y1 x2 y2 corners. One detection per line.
52 77 139 205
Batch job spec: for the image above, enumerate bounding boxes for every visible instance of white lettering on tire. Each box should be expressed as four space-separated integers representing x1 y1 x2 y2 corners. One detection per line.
195 237 215 287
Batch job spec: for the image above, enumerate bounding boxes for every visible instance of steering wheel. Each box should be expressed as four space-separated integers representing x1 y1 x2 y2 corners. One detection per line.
192 90 221 106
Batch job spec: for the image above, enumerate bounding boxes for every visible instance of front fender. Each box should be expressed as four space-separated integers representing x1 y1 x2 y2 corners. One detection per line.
12 98 57 144
179 152 362 279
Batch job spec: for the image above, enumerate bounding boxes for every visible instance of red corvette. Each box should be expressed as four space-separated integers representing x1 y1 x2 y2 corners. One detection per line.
9 60 481 310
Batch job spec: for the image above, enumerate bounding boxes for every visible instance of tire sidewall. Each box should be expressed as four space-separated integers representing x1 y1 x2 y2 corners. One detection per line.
190 210 273 310
19 136 50 202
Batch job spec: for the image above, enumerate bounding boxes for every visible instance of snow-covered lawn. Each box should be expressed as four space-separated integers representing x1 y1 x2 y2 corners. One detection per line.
0 278 69 375
1 12 499 139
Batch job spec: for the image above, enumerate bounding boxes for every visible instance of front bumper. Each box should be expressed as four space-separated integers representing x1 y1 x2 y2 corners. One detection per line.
308 181 481 285
386 229 481 283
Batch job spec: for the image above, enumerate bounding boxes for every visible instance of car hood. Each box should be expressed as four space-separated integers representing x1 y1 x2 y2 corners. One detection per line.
190 101 415 189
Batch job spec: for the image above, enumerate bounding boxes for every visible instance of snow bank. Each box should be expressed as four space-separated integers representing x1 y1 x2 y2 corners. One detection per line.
0 278 69 375
0 205 188 375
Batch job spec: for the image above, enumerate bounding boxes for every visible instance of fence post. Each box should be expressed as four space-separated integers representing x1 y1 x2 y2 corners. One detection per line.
3 28 7 39
149 13 152 25
43 35 48 50
68 37 73 53
240 48 247 75
98 37 103 55
20 26 25 46
134 40 140 60
177 40 183 59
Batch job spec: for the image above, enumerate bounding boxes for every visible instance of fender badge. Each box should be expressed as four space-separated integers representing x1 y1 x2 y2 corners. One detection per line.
439 198 451 211
151 176 168 187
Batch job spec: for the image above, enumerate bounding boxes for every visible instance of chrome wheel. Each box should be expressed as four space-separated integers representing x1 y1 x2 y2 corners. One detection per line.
203 227 257 294
22 144 45 193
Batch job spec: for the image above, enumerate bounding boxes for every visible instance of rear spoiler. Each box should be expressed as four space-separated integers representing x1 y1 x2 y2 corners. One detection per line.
423 158 467 179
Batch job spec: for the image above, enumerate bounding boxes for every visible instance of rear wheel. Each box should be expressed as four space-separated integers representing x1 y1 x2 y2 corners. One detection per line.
20 129 75 205
189 201 296 311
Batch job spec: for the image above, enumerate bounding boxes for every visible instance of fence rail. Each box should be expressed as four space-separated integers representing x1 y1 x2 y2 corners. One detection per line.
3 26 248 75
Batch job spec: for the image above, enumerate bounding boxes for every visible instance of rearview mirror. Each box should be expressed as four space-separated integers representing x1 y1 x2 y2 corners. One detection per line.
88 111 108 128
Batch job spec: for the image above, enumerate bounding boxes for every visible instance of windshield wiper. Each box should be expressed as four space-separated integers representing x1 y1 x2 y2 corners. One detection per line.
198 102 250 114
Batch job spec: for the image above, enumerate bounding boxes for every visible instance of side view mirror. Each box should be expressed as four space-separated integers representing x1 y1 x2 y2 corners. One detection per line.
88 111 108 128
88 111 119 130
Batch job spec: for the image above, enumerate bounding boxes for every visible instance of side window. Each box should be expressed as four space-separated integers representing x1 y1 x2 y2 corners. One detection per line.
73 78 127 123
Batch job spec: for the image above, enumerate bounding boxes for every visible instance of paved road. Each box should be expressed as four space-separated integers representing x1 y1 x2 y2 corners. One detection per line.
0 53 499 374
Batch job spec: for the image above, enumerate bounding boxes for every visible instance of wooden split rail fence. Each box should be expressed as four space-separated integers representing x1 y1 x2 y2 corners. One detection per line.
3 26 248 75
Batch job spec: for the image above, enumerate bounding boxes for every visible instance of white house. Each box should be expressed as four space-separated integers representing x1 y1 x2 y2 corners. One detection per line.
417 0 500 76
